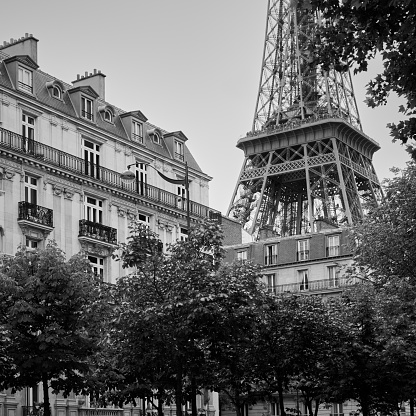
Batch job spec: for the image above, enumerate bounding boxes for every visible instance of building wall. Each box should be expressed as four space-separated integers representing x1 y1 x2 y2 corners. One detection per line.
0 35 221 284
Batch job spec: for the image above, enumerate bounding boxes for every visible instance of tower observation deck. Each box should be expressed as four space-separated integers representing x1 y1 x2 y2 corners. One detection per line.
227 0 382 239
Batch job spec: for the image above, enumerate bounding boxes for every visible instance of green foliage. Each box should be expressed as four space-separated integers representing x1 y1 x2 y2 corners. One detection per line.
300 0 416 157
0 242 109 415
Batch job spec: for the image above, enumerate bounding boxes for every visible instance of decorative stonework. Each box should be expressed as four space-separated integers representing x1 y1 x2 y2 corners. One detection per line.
44 177 79 199
0 160 21 181
79 241 114 257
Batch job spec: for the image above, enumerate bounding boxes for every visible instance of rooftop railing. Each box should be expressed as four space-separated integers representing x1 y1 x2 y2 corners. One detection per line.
0 127 221 222
270 276 357 294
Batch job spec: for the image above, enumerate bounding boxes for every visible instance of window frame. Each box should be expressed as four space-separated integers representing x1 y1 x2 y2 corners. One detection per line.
132 120 143 143
236 249 248 261
18 66 33 93
153 131 161 145
103 109 113 123
326 234 340 257
175 140 184 161
328 265 340 288
265 273 277 293
264 243 278 265
52 85 62 99
88 255 104 280
298 269 309 291
81 96 94 121
24 174 38 205
297 239 310 261
84 195 103 224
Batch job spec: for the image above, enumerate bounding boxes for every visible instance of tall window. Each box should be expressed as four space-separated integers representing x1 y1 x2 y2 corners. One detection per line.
175 141 184 161
85 196 103 224
265 244 278 265
22 114 35 153
81 97 93 121
299 269 308 291
83 139 100 179
265 274 277 293
88 256 104 280
135 163 147 196
132 121 143 143
18 67 33 93
328 265 340 288
25 175 38 205
297 239 309 261
327 235 340 257
138 213 150 226
177 184 186 209
269 402 279 416
332 403 343 416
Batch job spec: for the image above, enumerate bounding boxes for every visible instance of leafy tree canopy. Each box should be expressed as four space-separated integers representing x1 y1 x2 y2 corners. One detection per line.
300 0 416 157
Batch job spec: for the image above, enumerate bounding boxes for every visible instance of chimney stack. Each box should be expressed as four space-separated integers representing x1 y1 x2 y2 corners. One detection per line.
72 69 106 100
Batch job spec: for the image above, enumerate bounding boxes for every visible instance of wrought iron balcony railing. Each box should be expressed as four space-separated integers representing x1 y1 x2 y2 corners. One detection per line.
270 276 357 294
79 219 117 245
0 127 221 222
18 201 53 227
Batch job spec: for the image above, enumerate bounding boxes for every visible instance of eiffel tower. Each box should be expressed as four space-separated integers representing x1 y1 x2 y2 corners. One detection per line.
227 0 382 239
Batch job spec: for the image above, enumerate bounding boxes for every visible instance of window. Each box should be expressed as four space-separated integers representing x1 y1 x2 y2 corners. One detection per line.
153 131 161 145
104 109 113 123
299 269 308 291
18 67 33 93
22 114 35 153
52 85 62 99
81 96 93 121
269 402 279 416
297 239 309 261
179 227 188 241
26 238 38 250
132 120 143 143
328 265 340 288
175 141 184 161
327 235 340 257
85 196 103 224
135 163 148 196
265 273 276 293
331 403 343 416
83 139 100 179
25 175 38 205
237 250 247 261
138 213 150 226
264 244 278 265
177 184 186 209
88 255 104 280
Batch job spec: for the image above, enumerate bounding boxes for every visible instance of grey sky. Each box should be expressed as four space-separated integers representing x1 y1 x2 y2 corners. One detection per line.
1 0 410 213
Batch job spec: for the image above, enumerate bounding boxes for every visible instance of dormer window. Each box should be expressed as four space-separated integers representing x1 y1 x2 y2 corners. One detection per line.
82 97 93 121
18 67 33 93
132 120 143 143
148 128 163 146
153 131 161 145
175 141 184 161
104 109 113 123
52 85 62 99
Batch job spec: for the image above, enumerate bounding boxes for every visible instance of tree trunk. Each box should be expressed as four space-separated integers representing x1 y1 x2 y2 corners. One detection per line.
313 398 320 416
42 373 50 416
410 398 414 416
157 395 164 416
277 380 286 416
191 377 197 416
176 371 183 416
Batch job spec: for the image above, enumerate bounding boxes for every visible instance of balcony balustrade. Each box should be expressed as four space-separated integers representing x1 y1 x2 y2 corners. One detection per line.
79 220 117 245
270 276 357 294
18 201 53 227
0 127 221 222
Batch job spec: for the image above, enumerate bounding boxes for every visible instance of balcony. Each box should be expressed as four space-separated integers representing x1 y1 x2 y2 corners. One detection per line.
79 219 117 247
0 127 221 222
17 201 54 235
265 254 278 265
270 276 358 295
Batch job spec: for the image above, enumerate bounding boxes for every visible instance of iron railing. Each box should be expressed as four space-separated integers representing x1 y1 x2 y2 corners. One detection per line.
0 127 221 221
82 110 93 121
79 409 124 416
79 219 117 245
132 133 143 143
22 406 44 416
18 82 33 93
270 276 357 294
264 255 278 265
18 201 53 227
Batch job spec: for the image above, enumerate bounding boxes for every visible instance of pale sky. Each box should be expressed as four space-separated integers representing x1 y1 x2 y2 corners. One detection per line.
1 1 411 213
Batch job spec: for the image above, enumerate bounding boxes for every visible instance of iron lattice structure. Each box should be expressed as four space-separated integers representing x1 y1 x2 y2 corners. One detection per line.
228 0 382 239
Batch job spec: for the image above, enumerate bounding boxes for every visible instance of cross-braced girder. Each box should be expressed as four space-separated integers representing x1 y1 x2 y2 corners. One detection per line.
252 0 361 132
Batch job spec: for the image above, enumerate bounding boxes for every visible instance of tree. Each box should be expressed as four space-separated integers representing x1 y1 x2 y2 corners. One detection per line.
109 220 226 416
255 295 343 416
300 0 416 157
0 242 108 416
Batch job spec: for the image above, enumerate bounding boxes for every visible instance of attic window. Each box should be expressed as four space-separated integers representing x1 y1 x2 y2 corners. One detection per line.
18 67 33 93
104 109 113 123
52 85 62 99
153 131 161 145
147 128 163 146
